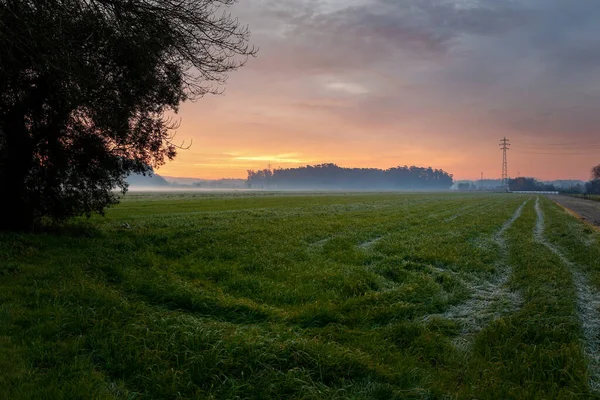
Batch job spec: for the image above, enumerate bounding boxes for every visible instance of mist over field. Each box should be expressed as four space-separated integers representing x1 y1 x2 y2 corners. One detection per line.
125 187 450 193
126 164 457 193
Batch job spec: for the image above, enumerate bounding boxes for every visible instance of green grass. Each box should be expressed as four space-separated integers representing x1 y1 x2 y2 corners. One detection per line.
0 192 598 398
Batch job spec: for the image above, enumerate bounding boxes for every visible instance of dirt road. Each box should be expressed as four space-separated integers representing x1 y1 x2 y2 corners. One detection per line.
548 195 600 228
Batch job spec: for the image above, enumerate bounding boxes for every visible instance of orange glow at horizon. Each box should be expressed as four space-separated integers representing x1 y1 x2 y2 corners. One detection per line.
155 0 600 183
156 101 597 182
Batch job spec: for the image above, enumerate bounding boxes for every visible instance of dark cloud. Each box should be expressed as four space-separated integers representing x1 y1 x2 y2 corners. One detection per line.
231 0 600 144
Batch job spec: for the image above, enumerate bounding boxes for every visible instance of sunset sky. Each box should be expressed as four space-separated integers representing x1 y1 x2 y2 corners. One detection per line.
158 0 600 181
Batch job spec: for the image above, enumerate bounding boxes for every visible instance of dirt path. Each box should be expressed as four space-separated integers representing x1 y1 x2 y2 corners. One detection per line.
549 195 600 228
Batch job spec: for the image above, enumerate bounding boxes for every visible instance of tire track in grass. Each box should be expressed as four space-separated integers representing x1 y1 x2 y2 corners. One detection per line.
434 198 529 348
307 197 456 249
443 201 492 223
355 198 500 250
534 197 600 393
357 236 384 249
308 237 333 248
355 197 516 293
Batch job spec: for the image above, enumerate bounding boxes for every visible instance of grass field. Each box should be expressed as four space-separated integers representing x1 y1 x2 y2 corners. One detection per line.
1 192 600 399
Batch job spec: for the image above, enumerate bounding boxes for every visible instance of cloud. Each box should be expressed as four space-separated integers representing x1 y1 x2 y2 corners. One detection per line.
235 0 600 141
234 153 310 163
162 1 600 180
325 81 369 95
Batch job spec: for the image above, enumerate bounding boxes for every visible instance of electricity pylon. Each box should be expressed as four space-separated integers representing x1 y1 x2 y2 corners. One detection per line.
500 137 510 187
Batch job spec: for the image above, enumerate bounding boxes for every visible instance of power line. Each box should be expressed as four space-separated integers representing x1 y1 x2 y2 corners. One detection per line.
500 137 510 187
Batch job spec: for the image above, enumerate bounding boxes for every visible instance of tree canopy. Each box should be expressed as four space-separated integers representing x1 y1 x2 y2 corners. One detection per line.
592 164 600 181
0 0 255 230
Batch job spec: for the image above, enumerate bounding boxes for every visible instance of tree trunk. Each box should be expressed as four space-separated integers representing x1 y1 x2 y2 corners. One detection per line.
0 173 34 231
0 117 35 232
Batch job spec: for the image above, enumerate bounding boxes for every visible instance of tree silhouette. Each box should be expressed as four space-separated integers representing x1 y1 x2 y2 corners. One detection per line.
0 0 255 230
247 164 454 190
592 165 600 181
585 164 600 194
508 177 556 192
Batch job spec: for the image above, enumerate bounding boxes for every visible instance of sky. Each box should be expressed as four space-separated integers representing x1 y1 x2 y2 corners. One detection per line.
157 0 600 181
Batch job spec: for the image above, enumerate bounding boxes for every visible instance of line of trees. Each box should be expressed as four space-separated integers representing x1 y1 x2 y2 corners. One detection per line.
554 165 600 194
508 177 558 192
507 165 600 194
247 163 454 189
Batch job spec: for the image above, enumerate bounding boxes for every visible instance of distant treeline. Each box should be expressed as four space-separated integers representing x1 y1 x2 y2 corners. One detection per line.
247 163 453 189
456 178 587 191
507 177 599 194
508 177 559 192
